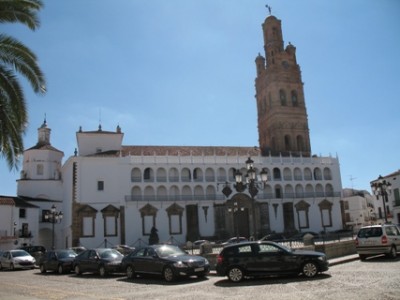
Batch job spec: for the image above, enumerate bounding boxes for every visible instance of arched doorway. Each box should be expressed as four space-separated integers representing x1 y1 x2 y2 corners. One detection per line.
226 193 254 238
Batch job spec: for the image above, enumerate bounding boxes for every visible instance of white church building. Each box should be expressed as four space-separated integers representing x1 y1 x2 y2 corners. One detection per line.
13 11 344 250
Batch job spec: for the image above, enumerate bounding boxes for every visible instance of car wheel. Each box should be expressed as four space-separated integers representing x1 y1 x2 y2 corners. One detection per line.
126 265 136 279
227 266 244 283
40 264 46 273
302 262 318 278
99 265 107 277
388 246 397 259
163 266 175 282
58 264 64 274
74 265 82 275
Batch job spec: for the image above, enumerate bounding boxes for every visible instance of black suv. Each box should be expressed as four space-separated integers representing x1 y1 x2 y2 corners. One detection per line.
216 241 329 282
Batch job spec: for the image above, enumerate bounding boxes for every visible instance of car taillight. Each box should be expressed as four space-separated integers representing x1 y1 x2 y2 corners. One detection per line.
381 235 388 244
217 254 223 264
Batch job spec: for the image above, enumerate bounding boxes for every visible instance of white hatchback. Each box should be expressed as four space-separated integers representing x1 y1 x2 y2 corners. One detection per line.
0 249 36 270
355 224 400 261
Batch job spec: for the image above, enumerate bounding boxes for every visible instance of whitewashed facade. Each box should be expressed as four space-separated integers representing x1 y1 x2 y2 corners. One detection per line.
14 123 344 249
0 196 40 250
370 171 400 224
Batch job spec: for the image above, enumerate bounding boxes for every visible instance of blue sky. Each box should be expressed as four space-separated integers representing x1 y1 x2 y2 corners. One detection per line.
1 0 399 196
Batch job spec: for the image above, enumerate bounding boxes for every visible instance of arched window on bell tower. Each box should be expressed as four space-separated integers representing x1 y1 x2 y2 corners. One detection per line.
291 90 298 107
280 89 287 106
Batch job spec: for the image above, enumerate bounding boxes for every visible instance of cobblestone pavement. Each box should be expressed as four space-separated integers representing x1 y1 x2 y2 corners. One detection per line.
0 255 399 300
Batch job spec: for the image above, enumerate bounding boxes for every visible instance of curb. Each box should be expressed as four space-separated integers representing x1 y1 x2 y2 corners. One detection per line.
328 255 359 266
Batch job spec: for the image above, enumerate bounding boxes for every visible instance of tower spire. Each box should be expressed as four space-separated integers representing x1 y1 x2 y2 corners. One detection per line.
255 13 311 157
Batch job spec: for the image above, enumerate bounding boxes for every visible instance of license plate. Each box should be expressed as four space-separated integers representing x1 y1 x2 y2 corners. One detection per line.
195 267 204 272
361 240 375 246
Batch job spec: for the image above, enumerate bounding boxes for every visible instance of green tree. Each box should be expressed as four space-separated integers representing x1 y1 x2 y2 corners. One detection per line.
0 0 46 169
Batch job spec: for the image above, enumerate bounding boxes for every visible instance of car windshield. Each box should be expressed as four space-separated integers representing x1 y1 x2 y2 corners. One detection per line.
57 250 77 259
11 250 30 257
156 245 186 258
98 249 123 259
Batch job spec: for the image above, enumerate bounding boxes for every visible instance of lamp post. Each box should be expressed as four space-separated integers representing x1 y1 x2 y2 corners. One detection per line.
220 157 268 239
371 175 392 223
45 205 63 249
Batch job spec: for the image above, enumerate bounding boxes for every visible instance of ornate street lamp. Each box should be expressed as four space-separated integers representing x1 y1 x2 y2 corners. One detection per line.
371 175 392 223
220 157 268 238
45 205 63 249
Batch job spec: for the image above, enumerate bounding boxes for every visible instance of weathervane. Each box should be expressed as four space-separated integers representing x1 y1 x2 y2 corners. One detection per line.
266 4 272 15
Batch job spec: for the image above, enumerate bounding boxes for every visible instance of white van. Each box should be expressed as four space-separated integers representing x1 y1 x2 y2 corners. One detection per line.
355 224 400 261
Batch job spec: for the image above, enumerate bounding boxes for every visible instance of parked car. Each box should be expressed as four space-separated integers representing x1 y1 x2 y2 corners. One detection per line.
259 233 286 242
193 240 209 247
221 237 248 246
69 246 86 254
215 241 329 282
73 248 124 277
39 249 77 274
18 245 46 264
288 232 319 241
355 224 400 260
0 249 36 270
121 244 210 282
111 244 135 256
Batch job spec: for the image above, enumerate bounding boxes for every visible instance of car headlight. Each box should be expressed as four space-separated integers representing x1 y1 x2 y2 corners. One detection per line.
173 261 186 268
317 256 326 261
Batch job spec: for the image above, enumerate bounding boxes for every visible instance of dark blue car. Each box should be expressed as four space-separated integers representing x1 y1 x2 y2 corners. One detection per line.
73 248 124 277
121 244 210 282
39 249 77 274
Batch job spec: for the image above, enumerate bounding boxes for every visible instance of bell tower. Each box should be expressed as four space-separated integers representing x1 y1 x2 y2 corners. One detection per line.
255 12 311 157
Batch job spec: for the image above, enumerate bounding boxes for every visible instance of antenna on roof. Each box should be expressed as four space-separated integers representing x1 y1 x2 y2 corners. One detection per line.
349 175 357 192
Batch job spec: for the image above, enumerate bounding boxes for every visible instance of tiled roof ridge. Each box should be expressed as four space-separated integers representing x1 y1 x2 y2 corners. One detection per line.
25 143 64 153
0 196 15 205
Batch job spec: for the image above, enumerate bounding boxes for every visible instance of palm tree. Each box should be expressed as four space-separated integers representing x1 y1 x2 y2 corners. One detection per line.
0 0 46 170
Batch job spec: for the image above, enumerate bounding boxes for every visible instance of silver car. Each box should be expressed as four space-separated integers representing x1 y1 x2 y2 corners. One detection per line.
355 224 400 260
0 250 36 270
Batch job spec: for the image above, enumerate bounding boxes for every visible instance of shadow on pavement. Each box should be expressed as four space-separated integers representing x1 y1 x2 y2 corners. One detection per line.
116 274 210 286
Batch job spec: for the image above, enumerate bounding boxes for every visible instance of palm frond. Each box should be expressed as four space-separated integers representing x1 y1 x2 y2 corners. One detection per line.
0 0 43 30
0 34 46 94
